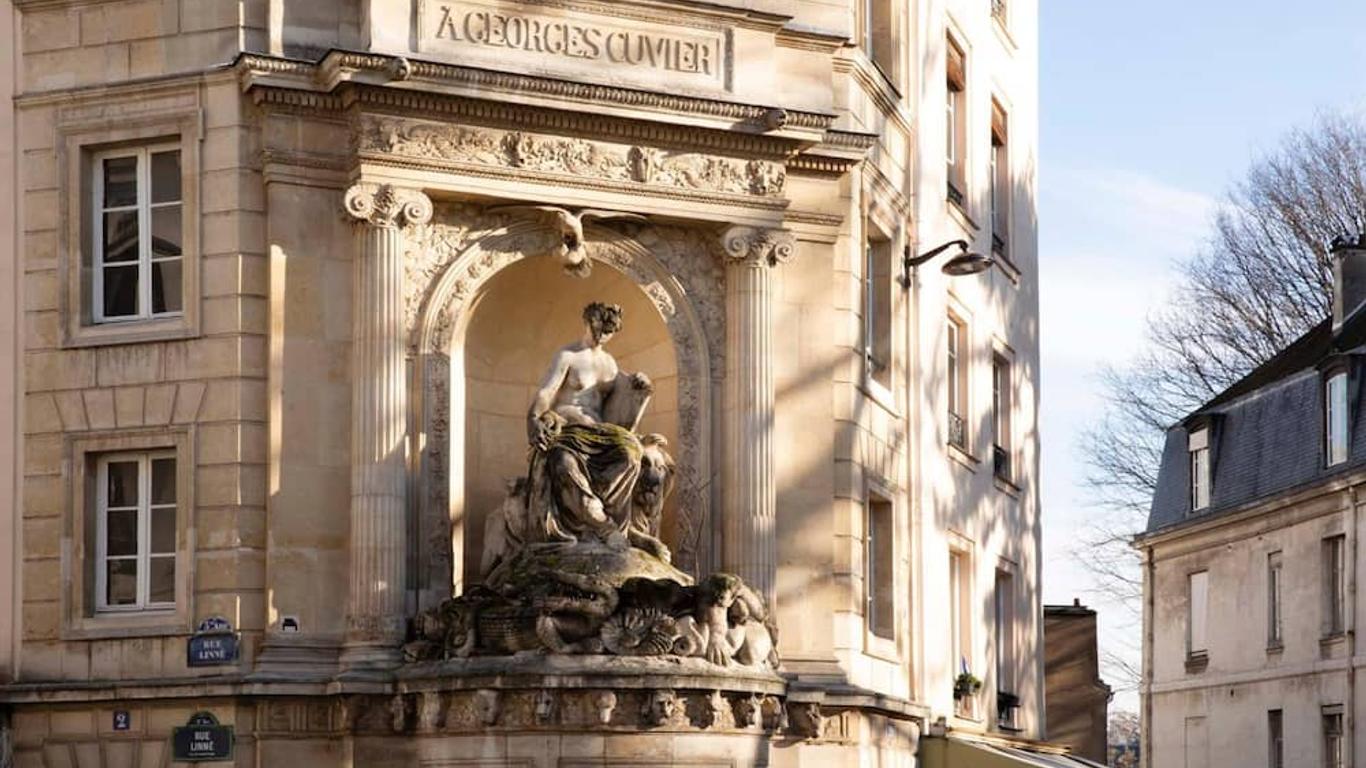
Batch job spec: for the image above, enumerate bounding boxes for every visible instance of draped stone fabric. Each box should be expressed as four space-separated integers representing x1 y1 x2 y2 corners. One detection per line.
529 422 643 543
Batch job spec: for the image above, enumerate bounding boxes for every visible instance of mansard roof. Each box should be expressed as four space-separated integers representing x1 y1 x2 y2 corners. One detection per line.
1144 310 1366 536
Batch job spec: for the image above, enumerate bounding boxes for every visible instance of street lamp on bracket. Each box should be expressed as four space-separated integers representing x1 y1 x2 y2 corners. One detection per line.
900 239 994 287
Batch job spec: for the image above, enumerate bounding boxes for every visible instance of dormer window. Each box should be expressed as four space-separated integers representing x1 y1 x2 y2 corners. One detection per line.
1189 427 1210 512
1326 371 1349 466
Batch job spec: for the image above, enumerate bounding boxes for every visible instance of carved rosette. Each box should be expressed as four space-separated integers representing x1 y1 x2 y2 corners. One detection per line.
344 182 433 229
720 225 796 268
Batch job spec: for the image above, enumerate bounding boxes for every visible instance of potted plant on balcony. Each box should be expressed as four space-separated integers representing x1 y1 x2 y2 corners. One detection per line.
953 671 982 701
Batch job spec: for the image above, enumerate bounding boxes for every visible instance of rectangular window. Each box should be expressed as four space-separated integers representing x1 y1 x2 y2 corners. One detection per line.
995 569 1015 694
1323 707 1343 768
92 146 183 323
1189 427 1210 512
866 492 895 640
992 354 1012 480
95 452 177 612
1268 710 1284 768
1326 371 1348 466
864 0 895 82
1188 570 1209 658
950 549 970 679
946 37 967 206
1324 535 1346 636
864 225 894 391
948 316 968 449
990 102 1009 257
1268 551 1283 648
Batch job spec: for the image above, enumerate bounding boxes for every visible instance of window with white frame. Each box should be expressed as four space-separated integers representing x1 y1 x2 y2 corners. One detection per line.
863 222 894 392
946 36 967 206
948 315 968 449
1323 706 1344 768
95 452 177 611
865 491 895 640
1188 570 1208 659
92 145 184 323
1188 427 1210 512
1267 551 1283 648
1326 371 1348 466
1324 534 1346 637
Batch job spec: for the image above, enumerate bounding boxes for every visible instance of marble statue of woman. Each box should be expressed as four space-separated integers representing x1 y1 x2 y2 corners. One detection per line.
524 302 654 545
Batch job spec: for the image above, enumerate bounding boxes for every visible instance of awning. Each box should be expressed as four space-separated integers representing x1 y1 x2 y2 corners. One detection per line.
920 735 1109 768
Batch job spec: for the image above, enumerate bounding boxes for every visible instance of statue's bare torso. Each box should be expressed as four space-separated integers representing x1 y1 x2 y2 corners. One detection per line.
537 342 620 427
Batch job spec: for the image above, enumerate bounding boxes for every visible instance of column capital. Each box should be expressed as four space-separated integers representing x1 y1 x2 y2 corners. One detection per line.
720 225 795 267
344 182 433 229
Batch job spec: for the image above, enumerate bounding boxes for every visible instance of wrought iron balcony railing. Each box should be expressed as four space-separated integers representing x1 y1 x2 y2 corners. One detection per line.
948 412 966 450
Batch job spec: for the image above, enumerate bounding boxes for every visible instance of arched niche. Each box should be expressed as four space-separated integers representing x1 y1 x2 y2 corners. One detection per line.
460 256 679 587
408 211 722 610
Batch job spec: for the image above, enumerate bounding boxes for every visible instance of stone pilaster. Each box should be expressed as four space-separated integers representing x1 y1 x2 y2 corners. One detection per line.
720 225 795 608
341 183 432 668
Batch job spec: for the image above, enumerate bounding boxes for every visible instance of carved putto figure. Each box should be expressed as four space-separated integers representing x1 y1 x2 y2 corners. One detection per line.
404 301 779 671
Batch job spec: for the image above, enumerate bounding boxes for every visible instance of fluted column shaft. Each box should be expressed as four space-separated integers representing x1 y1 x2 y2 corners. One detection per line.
721 226 794 609
342 183 431 668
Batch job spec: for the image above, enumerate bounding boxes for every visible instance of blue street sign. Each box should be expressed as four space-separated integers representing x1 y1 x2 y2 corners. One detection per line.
171 711 234 762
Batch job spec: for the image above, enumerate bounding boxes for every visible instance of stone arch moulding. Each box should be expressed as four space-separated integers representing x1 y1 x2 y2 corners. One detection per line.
406 203 725 611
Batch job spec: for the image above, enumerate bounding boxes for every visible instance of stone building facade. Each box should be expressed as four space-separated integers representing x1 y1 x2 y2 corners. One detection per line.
1138 239 1366 768
0 0 1041 765
1042 601 1110 763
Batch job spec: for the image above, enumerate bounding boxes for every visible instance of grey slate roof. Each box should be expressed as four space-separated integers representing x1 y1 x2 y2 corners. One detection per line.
1145 314 1366 535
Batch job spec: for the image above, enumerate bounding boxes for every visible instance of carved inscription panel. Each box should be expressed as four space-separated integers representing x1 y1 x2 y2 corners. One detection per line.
418 0 730 93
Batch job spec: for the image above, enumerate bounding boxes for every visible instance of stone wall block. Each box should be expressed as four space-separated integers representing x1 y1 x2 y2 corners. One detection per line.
171 380 206 423
80 0 177 46
137 740 167 768
23 269 58 312
27 310 61 350
82 389 116 430
96 345 163 386
24 434 63 476
23 476 63 518
90 641 121 680
114 387 145 427
164 337 241 381
24 230 57 272
48 710 95 738
27 350 96 392
143 383 176 425
121 637 163 678
54 391 88 431
24 518 61 558
22 9 80 51
24 45 131 92
40 744 75 768
24 393 61 434
201 213 266 261
180 0 244 33
22 602 59 640
22 149 58 192
22 559 60 602
129 28 240 80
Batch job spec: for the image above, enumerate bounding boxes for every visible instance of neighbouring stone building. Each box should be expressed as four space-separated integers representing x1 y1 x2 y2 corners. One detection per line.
1138 237 1366 768
1043 600 1110 763
0 0 1049 765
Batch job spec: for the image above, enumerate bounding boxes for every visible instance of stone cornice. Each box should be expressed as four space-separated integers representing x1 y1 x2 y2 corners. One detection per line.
788 129 877 177
237 51 835 146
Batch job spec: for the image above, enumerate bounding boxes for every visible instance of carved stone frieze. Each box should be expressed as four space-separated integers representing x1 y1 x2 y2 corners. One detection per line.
360 117 785 200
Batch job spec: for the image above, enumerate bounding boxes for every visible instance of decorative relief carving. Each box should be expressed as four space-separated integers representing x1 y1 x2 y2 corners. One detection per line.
719 225 796 268
344 182 433 229
360 117 785 199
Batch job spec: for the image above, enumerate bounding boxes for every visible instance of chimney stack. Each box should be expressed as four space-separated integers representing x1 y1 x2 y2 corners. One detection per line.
1331 233 1366 331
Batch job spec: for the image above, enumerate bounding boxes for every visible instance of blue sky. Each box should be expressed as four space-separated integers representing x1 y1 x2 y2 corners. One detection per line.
1038 0 1366 711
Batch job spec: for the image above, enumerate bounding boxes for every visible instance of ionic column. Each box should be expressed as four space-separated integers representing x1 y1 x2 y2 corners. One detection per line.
341 183 431 669
720 226 795 608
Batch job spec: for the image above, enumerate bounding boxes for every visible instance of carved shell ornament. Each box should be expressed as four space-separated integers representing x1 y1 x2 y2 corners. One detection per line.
486 204 649 278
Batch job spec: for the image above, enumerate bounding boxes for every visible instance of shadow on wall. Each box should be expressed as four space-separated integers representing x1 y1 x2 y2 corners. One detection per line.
460 255 680 587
